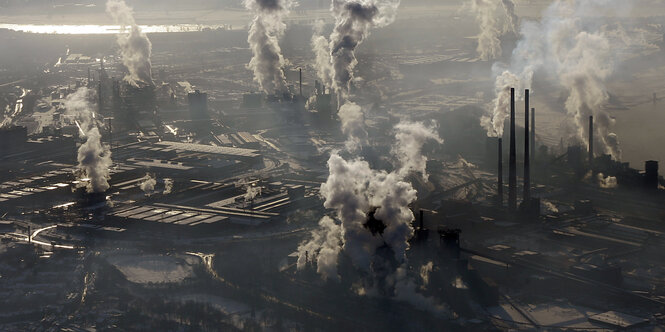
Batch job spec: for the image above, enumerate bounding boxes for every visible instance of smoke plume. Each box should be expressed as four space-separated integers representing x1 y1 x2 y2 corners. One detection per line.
236 179 262 202
297 120 441 293
480 70 519 137
468 0 502 61
597 173 617 189
338 102 368 152
299 0 444 312
311 20 334 88
466 0 519 61
106 0 153 86
481 0 622 159
65 88 112 194
244 0 294 95
501 0 518 34
163 178 174 194
543 0 620 158
296 216 343 281
393 121 443 181
139 173 157 195
77 128 112 193
419 261 433 287
329 0 400 100
244 184 261 202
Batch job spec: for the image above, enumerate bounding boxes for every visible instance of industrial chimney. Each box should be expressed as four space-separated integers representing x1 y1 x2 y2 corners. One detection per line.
498 138 503 206
509 88 517 211
299 68 303 97
645 160 659 190
589 115 594 168
524 89 530 202
530 108 535 165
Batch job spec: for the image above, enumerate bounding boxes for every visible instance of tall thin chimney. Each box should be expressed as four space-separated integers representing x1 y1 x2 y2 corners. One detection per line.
419 210 424 230
509 88 517 211
498 138 503 206
589 115 594 168
107 117 113 150
524 89 531 202
98 80 103 114
299 68 303 97
530 108 535 164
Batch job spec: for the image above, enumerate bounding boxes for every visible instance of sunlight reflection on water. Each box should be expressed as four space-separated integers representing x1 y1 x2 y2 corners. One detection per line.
0 23 230 34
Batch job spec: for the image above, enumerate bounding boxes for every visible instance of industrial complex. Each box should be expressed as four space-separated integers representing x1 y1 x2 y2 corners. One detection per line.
0 0 664 330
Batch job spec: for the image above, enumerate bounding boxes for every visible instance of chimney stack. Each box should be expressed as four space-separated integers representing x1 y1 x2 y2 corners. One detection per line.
299 68 303 97
419 210 424 230
524 89 531 202
509 88 517 211
498 138 503 206
589 115 594 168
645 161 659 190
530 108 535 165
98 80 103 114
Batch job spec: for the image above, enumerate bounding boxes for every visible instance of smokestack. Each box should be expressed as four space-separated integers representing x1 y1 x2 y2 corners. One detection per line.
98 80 103 114
107 117 113 150
299 68 303 97
498 138 503 205
645 160 659 190
530 108 535 164
524 89 530 202
419 209 424 230
509 88 517 211
589 115 594 168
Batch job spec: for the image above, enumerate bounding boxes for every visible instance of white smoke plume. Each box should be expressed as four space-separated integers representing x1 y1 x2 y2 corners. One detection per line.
297 120 441 293
468 0 502 61
139 173 157 195
236 179 262 202
393 121 443 180
480 71 520 137
65 88 112 194
329 0 400 100
244 0 294 95
244 184 261 202
597 173 618 189
298 0 444 312
312 20 334 88
558 31 618 158
338 102 368 152
544 1 620 158
65 88 97 130
296 216 343 281
163 178 174 194
106 0 153 86
77 127 112 193
419 261 434 287
466 0 519 60
481 0 622 159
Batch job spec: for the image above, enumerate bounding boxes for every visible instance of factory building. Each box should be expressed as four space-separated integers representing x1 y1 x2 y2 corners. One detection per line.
187 90 208 121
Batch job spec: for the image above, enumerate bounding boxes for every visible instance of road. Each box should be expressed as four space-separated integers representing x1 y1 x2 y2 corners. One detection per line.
8 224 76 250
